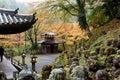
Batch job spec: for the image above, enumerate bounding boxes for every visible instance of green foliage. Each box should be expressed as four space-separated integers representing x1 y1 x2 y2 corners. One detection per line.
88 19 120 46
26 23 41 50
105 46 116 56
98 56 106 67
44 0 78 23
90 36 104 50
56 54 64 65
41 0 92 37
102 0 120 19
117 50 120 54
99 47 105 55
90 50 97 55
88 6 110 28
58 44 64 52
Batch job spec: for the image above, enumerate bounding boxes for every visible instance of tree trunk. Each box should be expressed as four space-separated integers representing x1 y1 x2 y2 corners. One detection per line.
85 25 92 37
76 0 92 38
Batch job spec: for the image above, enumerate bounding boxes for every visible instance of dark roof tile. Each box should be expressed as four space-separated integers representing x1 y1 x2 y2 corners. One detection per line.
0 8 37 34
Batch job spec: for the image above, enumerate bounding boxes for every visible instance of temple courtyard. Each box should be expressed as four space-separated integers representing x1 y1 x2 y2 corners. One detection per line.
13 54 59 74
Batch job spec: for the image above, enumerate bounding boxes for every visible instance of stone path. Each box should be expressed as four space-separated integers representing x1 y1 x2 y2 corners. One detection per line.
14 54 59 74
0 56 18 79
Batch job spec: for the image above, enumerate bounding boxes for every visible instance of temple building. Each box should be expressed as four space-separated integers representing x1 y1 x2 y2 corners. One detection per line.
0 8 37 80
0 8 37 34
37 32 64 54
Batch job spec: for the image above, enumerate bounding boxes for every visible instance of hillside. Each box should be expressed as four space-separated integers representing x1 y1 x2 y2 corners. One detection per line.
88 19 120 46
51 18 120 80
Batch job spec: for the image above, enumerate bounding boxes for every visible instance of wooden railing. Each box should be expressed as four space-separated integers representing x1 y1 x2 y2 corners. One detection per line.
12 59 21 66
12 59 23 72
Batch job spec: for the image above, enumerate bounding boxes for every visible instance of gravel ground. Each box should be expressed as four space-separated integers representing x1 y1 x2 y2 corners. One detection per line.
14 54 59 74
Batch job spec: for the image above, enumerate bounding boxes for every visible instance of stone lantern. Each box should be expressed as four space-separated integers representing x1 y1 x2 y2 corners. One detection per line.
21 50 26 65
31 55 37 72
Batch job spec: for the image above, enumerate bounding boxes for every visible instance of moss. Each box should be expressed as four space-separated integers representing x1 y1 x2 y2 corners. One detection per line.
82 50 90 59
72 57 79 62
76 49 81 55
83 50 90 54
117 50 120 54
55 54 65 65
109 54 116 58
95 46 101 54
64 59 70 65
105 46 116 56
99 47 105 55
105 38 114 46
88 19 120 45
98 56 106 68
90 50 97 55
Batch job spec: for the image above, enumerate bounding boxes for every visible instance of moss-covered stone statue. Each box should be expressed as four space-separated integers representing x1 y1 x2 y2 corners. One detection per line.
48 65 66 80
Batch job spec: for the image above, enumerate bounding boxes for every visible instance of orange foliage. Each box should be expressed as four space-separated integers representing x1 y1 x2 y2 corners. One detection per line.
0 33 25 47
37 22 87 45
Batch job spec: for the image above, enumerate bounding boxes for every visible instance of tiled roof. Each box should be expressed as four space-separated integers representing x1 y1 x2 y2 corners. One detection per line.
0 8 37 34
37 39 64 44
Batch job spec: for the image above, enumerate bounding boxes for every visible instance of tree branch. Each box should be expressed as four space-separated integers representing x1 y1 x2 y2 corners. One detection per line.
50 4 78 16
65 0 79 11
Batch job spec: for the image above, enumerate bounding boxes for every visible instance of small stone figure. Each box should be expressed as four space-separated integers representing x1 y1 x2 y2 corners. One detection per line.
88 56 99 72
95 70 109 80
41 65 52 80
113 55 120 68
70 66 89 80
48 65 66 80
69 61 79 74
105 55 114 67
117 41 120 49
112 55 120 78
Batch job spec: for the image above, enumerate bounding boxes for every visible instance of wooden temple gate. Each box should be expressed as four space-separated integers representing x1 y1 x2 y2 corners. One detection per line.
37 32 64 54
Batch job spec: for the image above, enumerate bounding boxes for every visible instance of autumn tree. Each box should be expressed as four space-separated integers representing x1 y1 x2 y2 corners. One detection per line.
37 0 93 37
26 22 41 50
